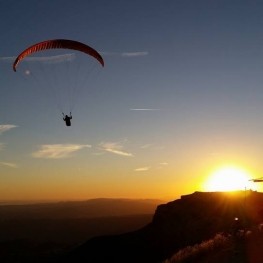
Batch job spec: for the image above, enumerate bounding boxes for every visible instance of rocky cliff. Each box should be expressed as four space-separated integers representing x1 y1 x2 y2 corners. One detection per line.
62 191 263 263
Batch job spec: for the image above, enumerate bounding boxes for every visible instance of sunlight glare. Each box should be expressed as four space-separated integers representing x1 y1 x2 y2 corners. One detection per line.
204 166 254 192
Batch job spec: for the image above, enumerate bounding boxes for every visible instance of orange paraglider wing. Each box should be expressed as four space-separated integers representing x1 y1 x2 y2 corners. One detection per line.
13 39 104 71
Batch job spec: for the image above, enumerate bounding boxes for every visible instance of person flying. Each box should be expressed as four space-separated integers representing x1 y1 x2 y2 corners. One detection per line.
63 112 72 126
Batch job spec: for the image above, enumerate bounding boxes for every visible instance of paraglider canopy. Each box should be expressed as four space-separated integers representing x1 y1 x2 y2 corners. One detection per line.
13 39 104 72
12 39 104 115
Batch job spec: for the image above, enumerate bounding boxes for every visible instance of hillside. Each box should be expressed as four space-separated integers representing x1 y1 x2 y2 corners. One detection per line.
62 191 263 263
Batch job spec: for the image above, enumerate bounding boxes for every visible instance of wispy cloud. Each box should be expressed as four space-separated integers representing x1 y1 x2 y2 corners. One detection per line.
0 56 14 61
0 125 17 135
157 162 168 169
140 144 153 149
26 54 75 64
1 54 75 63
121 51 149 57
99 141 133 157
134 166 150 172
100 51 149 57
32 144 91 159
0 162 17 168
130 108 160 111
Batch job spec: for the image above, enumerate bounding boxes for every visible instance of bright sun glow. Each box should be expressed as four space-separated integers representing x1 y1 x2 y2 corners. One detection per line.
204 166 253 192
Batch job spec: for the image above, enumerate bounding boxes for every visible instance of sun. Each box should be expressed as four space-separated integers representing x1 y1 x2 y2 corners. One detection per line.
203 166 253 192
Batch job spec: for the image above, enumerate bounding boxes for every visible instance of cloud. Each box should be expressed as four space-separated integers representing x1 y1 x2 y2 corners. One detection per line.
157 162 169 169
0 162 17 168
0 56 19 62
25 54 76 64
140 144 153 149
0 125 17 135
1 54 75 65
121 52 149 57
100 51 149 57
130 108 160 111
99 141 133 157
32 144 91 159
134 167 150 172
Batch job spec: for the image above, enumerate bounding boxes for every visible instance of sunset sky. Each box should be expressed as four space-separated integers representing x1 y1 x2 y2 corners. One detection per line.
1 0 263 202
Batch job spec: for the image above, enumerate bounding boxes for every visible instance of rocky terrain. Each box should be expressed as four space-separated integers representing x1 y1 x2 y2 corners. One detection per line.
62 191 263 262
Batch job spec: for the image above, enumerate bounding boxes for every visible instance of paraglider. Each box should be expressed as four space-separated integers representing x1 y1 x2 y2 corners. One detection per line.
13 39 104 126
63 112 72 127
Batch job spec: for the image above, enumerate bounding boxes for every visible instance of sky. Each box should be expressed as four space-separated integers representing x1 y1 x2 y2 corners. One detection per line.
1 0 263 202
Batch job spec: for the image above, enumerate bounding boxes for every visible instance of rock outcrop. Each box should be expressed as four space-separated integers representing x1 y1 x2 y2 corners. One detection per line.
62 191 263 263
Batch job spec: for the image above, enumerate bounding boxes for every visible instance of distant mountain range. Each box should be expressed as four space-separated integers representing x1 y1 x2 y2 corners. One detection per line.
60 191 263 263
0 198 163 219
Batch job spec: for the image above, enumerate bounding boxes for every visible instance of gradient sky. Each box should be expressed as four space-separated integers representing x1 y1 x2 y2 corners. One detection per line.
1 0 263 202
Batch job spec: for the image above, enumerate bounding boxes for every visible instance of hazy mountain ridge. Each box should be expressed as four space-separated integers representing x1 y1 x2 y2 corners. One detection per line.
62 191 263 263
0 198 163 219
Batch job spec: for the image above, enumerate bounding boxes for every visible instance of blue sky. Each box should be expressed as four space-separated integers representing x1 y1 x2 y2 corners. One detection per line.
1 0 263 201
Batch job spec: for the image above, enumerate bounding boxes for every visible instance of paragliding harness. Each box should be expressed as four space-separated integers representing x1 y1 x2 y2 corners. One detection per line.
63 112 72 126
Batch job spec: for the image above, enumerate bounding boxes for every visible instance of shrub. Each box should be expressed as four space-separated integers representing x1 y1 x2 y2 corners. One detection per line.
163 233 231 263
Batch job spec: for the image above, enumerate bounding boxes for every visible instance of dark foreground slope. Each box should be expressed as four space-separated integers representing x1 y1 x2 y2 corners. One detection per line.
62 191 263 263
